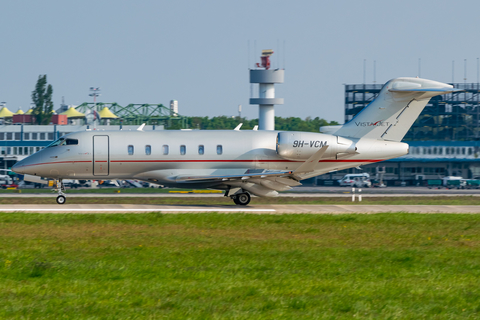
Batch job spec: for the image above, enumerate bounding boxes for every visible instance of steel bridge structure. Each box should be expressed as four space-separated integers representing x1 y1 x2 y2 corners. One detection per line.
75 102 187 128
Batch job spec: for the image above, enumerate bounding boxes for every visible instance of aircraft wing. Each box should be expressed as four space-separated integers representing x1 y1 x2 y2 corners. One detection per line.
174 169 302 194
174 146 331 194
175 170 293 183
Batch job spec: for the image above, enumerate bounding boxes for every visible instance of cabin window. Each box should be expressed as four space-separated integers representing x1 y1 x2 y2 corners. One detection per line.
469 148 473 155
40 133 45 140
462 147 466 155
29 147 34 155
24 133 30 140
180 145 186 155
13 147 17 155
36 147 40 152
162 145 169 155
6 133 12 140
217 145 223 155
32 133 38 140
438 148 443 155
145 145 151 155
128 145 134 155
48 132 54 140
0 133 3 140
198 145 204 155
14 133 21 140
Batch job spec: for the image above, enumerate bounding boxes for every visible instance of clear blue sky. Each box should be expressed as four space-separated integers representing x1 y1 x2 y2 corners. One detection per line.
1 0 478 123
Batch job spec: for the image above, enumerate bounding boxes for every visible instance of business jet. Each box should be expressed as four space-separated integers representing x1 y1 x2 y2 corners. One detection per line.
12 77 460 205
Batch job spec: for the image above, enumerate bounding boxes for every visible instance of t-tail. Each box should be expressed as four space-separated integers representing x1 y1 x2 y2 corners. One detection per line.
335 77 462 142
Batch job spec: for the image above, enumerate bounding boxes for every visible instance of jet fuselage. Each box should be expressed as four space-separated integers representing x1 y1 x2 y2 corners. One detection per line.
13 129 408 188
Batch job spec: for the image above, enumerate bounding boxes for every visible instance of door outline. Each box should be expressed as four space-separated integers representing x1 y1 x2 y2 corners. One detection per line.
93 135 110 176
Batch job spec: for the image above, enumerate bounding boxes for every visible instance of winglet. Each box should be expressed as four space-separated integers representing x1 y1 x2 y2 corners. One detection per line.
234 123 243 131
137 123 146 131
293 145 329 175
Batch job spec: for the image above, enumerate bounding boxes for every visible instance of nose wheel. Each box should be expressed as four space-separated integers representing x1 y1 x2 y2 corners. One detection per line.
54 179 67 205
56 195 66 204
231 192 251 206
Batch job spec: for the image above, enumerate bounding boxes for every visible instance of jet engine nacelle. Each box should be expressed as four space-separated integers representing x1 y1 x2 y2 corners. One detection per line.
276 132 356 160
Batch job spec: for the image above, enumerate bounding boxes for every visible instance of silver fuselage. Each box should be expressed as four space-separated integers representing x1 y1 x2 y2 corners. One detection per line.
12 129 407 188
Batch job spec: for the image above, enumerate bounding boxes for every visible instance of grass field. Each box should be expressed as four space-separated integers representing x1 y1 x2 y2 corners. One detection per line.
0 195 480 206
1 212 480 319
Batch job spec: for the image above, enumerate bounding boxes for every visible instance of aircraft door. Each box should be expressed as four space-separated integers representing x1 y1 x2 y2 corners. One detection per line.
93 135 109 176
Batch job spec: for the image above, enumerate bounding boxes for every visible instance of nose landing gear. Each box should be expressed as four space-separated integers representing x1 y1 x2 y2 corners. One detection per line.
54 179 66 205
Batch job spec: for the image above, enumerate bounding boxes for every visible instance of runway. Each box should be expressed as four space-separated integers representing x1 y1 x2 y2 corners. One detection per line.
1 204 480 214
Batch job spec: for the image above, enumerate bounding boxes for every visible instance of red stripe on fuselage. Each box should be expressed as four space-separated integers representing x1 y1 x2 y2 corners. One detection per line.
18 159 384 167
19 160 92 167
110 159 383 163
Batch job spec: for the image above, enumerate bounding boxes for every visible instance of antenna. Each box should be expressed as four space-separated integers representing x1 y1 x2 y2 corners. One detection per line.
373 60 376 84
452 60 455 83
248 40 250 68
283 40 286 69
277 39 280 69
363 59 366 84
254 40 257 67
418 58 421 78
477 57 479 85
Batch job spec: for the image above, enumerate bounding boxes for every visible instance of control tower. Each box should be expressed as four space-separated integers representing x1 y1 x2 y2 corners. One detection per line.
249 50 284 130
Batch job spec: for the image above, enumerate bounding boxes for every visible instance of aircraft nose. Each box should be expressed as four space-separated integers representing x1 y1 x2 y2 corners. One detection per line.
12 161 26 174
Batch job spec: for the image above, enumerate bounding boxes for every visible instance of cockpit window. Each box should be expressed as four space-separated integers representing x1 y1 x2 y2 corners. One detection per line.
65 139 78 145
47 138 64 148
47 138 79 148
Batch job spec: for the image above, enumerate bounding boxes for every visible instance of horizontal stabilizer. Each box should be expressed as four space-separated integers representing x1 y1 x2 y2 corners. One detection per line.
389 87 464 93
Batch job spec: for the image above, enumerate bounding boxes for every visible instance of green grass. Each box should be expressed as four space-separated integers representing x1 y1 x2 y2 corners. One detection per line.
1 212 480 319
0 196 480 205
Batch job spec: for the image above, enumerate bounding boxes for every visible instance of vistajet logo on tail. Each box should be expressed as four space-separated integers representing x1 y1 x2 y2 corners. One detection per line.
355 120 392 127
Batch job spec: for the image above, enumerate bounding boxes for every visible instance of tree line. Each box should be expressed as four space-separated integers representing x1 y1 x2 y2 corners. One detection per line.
171 116 339 131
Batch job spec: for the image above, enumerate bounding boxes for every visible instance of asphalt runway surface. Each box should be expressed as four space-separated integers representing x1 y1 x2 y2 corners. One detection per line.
1 204 480 214
4 186 480 197
2 187 479 213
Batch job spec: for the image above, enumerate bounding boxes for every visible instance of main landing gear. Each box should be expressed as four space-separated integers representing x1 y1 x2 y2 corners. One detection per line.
230 192 251 206
54 179 66 205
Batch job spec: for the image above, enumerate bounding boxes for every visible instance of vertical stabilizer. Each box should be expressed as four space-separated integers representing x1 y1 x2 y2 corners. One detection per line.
335 77 462 142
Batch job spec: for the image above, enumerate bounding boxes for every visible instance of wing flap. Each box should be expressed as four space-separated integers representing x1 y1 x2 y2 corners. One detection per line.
175 170 293 183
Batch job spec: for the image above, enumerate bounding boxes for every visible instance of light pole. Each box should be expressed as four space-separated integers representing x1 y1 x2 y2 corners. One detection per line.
89 87 101 111
89 87 101 127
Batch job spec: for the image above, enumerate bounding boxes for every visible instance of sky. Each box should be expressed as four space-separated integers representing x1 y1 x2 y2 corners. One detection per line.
1 0 479 123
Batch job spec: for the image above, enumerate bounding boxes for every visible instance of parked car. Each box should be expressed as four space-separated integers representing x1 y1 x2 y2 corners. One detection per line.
96 180 120 188
338 173 371 188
